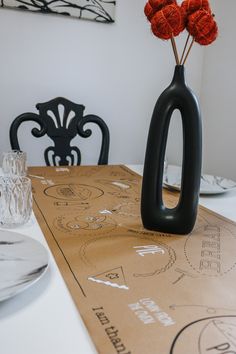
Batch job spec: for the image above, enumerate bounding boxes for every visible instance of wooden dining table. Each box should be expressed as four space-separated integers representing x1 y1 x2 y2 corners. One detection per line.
1 164 236 354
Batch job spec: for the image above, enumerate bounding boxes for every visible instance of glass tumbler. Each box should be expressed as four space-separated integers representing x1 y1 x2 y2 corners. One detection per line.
2 150 27 176
0 176 32 228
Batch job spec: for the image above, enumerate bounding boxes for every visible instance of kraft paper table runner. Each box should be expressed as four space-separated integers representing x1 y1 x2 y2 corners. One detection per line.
29 165 236 354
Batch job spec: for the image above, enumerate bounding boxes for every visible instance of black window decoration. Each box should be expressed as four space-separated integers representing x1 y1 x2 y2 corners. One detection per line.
0 0 116 23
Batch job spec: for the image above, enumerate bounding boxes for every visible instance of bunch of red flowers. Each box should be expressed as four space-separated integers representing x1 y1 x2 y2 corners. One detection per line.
144 0 218 65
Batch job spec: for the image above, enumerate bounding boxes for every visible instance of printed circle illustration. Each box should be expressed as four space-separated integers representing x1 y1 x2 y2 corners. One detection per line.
80 234 176 281
54 214 117 236
44 183 103 201
184 225 236 276
170 315 236 354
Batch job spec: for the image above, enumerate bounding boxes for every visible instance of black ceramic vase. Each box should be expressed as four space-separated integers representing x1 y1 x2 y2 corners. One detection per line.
141 65 202 235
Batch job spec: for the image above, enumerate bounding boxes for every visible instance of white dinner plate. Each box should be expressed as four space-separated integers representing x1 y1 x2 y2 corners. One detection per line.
163 165 236 195
0 230 49 301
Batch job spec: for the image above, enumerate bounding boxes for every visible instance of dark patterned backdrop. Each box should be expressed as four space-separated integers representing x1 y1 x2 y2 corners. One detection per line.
0 0 116 22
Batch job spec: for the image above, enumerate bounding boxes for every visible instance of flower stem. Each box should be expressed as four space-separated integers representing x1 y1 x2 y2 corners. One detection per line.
180 33 190 65
171 37 180 65
182 37 195 65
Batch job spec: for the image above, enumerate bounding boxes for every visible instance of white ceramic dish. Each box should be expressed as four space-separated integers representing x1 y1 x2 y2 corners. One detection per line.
163 165 236 195
0 230 49 301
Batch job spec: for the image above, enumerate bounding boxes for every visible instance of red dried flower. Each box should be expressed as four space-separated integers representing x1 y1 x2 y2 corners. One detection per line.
144 0 218 64
151 4 185 40
144 2 154 21
144 0 177 22
187 9 218 45
181 0 211 15
150 0 177 11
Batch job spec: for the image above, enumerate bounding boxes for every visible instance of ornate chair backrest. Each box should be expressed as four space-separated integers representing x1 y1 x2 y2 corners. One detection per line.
10 97 110 166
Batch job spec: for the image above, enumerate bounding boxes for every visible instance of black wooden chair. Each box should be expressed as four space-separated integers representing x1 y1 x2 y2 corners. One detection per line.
10 97 110 166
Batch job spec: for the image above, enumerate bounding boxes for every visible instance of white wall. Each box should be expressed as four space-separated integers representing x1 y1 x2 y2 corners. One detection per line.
0 0 204 166
200 0 236 180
